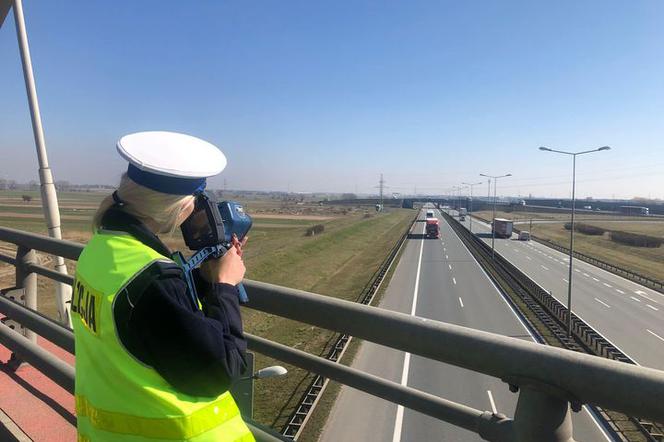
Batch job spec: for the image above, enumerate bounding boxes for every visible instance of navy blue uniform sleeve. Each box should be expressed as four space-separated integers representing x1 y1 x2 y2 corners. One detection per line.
127 274 247 397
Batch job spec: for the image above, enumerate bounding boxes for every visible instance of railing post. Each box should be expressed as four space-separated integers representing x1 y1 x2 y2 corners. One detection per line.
15 246 37 344
512 386 574 442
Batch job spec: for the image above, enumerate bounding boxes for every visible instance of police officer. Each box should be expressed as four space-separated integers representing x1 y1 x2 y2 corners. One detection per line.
72 131 255 441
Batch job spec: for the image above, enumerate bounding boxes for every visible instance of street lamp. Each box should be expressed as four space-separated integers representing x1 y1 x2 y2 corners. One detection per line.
479 173 512 259
539 146 611 337
462 181 482 234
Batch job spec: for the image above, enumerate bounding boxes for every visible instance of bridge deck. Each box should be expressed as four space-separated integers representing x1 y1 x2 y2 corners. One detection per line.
0 321 75 441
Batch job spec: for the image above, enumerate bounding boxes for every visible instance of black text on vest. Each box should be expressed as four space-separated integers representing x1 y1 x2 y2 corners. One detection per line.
72 280 100 335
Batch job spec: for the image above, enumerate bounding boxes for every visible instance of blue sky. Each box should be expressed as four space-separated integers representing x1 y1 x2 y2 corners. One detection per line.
1 1 663 198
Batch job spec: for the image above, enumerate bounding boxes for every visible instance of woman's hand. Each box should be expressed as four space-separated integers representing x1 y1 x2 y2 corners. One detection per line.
231 234 248 257
200 246 246 285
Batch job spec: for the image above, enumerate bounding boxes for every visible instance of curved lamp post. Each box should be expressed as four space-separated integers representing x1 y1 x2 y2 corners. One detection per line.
479 173 512 259
539 146 611 337
462 181 482 234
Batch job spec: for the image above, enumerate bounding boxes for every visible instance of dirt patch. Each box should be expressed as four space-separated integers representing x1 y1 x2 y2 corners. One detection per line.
0 212 91 221
252 214 334 221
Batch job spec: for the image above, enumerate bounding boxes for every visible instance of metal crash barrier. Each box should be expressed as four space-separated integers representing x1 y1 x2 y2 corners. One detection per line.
1 226 664 441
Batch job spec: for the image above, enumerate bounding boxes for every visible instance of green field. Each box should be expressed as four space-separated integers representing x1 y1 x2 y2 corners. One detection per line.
0 190 415 433
474 210 664 282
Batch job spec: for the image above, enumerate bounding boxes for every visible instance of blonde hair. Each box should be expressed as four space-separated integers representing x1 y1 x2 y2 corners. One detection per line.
94 174 195 234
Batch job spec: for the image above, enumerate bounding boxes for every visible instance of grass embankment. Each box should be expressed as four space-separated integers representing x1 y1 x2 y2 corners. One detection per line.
0 191 414 432
473 210 664 282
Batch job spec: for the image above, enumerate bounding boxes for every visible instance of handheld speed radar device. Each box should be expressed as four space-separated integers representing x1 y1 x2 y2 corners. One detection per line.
174 192 252 304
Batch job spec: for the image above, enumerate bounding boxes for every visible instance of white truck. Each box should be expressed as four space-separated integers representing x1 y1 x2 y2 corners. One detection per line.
492 218 513 238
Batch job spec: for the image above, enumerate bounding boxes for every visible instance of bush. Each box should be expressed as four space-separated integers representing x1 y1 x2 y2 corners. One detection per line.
610 231 663 248
575 223 605 235
22 195 32 202
562 223 605 235
305 224 325 237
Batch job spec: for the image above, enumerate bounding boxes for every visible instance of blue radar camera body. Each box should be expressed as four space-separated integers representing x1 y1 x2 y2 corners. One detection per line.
175 192 252 304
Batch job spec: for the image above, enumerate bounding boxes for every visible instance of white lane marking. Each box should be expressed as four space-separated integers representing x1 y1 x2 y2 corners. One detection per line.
445 255 448 259
443 248 447 252
616 289 625 294
513 248 519 252
526 256 532 260
634 290 659 303
592 277 600 282
453 277 457 285
630 296 641 303
458 297 464 308
603 283 613 288
574 268 580 273
594 298 611 308
487 390 497 414
392 223 425 442
541 265 549 270
583 273 590 277
647 304 659 311
448 264 452 270
562 278 568 283
647 329 664 343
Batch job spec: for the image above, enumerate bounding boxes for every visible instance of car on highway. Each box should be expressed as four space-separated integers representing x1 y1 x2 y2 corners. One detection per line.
425 210 434 219
518 231 531 241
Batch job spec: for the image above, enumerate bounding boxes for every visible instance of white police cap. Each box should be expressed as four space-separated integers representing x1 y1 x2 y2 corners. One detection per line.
117 131 227 195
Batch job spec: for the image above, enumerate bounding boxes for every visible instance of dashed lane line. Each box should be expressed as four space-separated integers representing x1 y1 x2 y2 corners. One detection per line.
458 297 464 308
594 298 611 308
603 283 613 288
647 304 659 311
616 289 625 294
541 265 549 271
630 296 641 303
453 277 457 285
634 290 659 304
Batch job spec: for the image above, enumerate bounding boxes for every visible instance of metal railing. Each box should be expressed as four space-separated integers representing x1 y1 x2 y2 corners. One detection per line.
2 225 664 441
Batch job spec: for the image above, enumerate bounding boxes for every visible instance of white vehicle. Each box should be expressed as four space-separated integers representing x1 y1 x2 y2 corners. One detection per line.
518 231 531 241
492 218 514 238
426 210 435 219
459 208 467 216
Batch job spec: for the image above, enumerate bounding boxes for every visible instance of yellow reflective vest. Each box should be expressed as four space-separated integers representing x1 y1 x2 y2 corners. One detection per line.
72 231 254 441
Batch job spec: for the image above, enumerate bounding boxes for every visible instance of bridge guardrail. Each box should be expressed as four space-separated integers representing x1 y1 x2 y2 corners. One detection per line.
2 225 664 441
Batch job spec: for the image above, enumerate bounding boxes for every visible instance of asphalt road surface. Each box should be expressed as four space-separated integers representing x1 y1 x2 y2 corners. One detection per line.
320 208 611 442
456 212 664 370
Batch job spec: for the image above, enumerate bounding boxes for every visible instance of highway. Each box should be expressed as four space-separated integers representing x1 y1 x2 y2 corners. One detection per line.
456 213 664 370
320 207 610 441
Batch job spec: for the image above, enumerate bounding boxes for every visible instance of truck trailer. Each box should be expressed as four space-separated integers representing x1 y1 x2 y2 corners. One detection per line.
426 218 440 239
492 218 513 238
